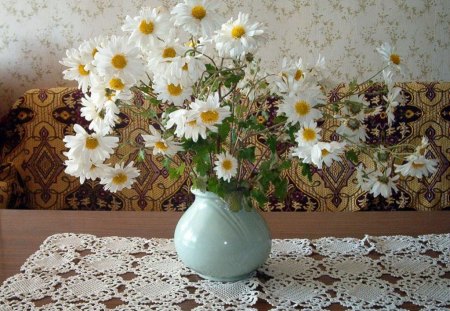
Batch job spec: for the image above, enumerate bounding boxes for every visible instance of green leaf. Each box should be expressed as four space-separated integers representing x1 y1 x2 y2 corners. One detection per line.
139 108 157 119
136 149 146 162
267 135 278 153
251 189 268 206
301 163 313 182
273 178 288 201
207 178 220 194
218 121 230 140
162 157 171 170
193 150 211 176
205 63 215 74
349 79 359 92
238 146 256 162
345 149 359 163
279 160 292 170
149 98 161 105
224 74 242 88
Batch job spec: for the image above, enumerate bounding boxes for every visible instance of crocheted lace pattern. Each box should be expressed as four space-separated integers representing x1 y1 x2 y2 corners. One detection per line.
1 233 449 310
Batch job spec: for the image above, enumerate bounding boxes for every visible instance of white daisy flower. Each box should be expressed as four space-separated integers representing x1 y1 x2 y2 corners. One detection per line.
336 118 368 143
394 154 438 179
93 35 145 83
295 121 322 146
60 48 95 92
80 95 117 134
415 136 430 156
166 109 189 137
89 75 132 103
80 35 107 57
311 141 346 169
369 168 399 198
356 164 373 192
153 78 193 106
171 0 223 37
341 94 370 121
148 34 186 73
382 69 394 88
214 12 264 60
383 86 402 126
166 55 205 86
101 161 140 193
122 7 171 48
214 151 238 182
291 144 313 164
278 86 324 125
376 42 404 74
184 114 208 142
64 157 109 184
63 124 119 163
306 54 332 87
190 92 231 132
142 125 184 156
166 109 208 142
281 57 306 82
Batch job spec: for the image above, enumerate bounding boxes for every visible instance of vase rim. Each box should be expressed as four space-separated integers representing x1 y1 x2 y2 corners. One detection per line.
190 187 221 199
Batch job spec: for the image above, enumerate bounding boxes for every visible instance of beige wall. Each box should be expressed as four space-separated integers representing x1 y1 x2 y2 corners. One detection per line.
1 0 449 116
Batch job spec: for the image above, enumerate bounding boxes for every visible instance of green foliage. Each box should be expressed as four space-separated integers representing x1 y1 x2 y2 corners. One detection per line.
217 121 231 140
301 163 313 182
251 188 268 206
238 146 256 162
136 149 146 162
267 135 278 153
273 178 288 201
168 162 185 179
345 149 359 163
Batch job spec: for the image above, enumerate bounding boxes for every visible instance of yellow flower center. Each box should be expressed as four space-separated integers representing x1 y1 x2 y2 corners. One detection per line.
182 63 189 71
167 84 183 96
302 128 316 142
112 173 128 185
187 120 197 126
295 100 310 116
231 25 246 39
162 47 176 58
78 64 90 76
321 149 330 157
111 54 127 69
155 141 169 151
191 5 206 20
200 110 219 124
109 78 125 91
92 48 98 58
390 54 401 65
412 162 425 169
85 137 99 150
139 20 154 34
222 159 233 171
294 69 303 81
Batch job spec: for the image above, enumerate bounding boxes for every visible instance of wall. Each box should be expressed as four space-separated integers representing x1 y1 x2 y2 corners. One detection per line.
0 0 449 116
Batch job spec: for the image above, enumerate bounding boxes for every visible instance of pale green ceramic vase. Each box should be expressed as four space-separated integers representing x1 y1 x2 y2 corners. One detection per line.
174 188 271 282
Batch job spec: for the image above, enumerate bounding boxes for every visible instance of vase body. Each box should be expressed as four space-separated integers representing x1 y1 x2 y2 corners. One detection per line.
174 188 271 282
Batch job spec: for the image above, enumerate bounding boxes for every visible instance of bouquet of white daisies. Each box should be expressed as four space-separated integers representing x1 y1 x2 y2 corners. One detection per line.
60 1 437 207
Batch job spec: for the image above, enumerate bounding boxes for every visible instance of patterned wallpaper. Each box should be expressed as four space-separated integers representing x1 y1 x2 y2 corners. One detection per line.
0 0 449 117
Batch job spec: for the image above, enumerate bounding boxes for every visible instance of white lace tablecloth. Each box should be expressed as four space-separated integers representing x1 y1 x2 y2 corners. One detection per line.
1 233 449 310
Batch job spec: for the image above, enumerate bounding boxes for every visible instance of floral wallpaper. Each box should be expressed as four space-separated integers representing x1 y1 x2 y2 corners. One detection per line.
0 0 449 117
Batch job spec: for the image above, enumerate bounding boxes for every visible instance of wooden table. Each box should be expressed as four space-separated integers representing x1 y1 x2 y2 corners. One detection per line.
1 210 449 284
